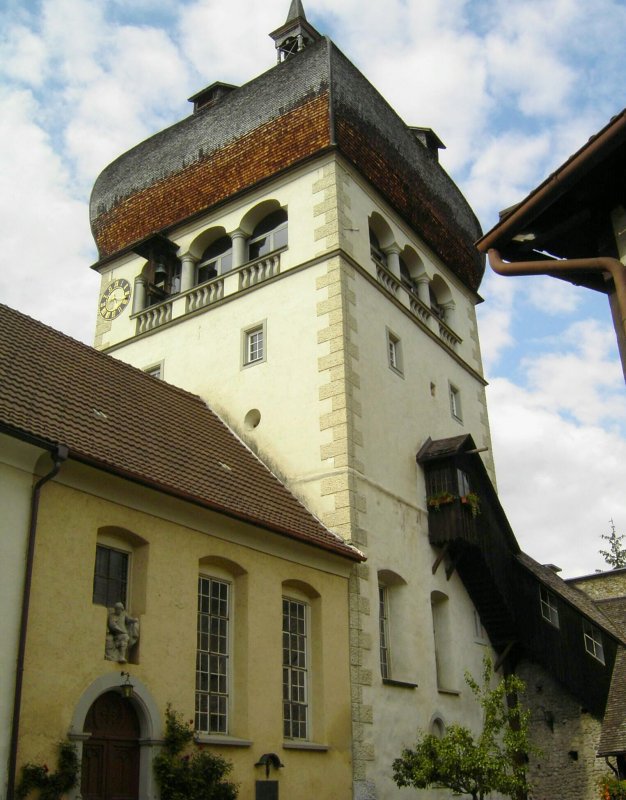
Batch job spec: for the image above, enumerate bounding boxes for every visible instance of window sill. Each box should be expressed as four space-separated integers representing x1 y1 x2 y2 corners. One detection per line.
382 678 417 689
437 687 460 696
283 741 329 752
194 735 253 747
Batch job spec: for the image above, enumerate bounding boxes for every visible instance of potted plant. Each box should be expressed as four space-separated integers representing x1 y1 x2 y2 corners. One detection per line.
461 492 481 518
427 491 456 511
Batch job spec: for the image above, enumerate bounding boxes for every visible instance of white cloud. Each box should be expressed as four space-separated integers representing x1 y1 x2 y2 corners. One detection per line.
0 23 47 86
476 270 519 373
63 25 190 182
525 276 582 316
488 376 626 577
520 319 626 428
0 86 97 342
463 131 552 228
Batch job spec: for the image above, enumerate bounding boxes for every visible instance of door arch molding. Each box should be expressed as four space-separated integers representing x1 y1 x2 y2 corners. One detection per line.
69 673 161 800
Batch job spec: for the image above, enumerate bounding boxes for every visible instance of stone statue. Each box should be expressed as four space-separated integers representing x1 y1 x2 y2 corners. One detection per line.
105 602 139 663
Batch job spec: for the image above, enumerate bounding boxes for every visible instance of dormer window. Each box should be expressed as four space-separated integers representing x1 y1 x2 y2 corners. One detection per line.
197 236 233 284
248 209 288 260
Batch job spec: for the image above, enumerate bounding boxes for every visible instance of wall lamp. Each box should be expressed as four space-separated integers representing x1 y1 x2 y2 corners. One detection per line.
254 753 284 779
120 671 134 699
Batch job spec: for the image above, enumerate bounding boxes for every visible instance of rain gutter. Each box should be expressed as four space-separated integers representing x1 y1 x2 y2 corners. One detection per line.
7 444 68 800
487 249 626 382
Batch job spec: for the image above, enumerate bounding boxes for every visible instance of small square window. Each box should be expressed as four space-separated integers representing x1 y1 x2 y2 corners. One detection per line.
539 587 559 628
144 363 162 380
449 384 462 421
583 620 605 664
242 322 266 367
386 329 403 375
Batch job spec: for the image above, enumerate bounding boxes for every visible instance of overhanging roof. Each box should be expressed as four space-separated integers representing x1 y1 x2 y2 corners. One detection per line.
476 109 626 293
0 303 363 562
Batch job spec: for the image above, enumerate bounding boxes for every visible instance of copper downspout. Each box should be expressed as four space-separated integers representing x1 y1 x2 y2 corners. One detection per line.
487 249 626 382
6 445 69 800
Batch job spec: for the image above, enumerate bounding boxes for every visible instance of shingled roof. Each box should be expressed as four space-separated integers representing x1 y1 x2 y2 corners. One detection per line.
90 36 483 291
0 304 362 562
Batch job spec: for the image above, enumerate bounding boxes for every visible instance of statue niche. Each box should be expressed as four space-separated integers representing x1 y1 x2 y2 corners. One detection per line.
105 602 139 663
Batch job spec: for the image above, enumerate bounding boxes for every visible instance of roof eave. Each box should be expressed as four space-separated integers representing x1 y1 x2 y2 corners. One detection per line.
476 109 626 254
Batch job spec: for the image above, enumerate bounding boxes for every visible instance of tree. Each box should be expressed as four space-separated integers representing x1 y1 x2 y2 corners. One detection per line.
600 519 626 569
153 707 238 800
392 656 532 800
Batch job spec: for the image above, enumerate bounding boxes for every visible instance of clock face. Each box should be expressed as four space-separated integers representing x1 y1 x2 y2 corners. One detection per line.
99 279 131 321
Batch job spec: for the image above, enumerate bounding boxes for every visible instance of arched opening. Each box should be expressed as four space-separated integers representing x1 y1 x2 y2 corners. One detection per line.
399 246 426 295
197 235 233 283
70 674 160 800
248 208 288 260
368 212 394 269
429 275 455 325
431 590 456 690
377 570 410 681
81 691 140 800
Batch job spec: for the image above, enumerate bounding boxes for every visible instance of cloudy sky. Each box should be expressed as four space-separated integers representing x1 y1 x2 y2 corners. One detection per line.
1 0 625 577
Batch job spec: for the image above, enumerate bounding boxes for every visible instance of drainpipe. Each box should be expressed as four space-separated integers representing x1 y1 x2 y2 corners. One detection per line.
487 249 626 383
7 444 69 800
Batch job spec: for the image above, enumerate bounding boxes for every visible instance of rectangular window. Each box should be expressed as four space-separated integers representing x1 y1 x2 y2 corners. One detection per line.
242 321 266 367
457 469 471 496
449 384 462 421
583 620 605 664
386 329 403 375
540 587 559 628
379 585 391 678
283 597 308 739
93 545 129 607
196 576 230 734
473 609 487 642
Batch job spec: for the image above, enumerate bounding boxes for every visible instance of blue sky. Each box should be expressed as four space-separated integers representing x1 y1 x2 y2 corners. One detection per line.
1 0 625 575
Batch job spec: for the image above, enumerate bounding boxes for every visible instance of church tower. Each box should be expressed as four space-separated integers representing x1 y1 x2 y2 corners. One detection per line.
90 5 496 797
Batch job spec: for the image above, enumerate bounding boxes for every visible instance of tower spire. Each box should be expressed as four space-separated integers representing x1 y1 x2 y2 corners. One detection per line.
269 0 321 62
286 0 307 23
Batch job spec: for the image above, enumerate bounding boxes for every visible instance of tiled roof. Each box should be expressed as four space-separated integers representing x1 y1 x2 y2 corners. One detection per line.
0 304 362 562
90 38 483 291
598 647 626 755
415 434 473 462
596 596 626 628
517 552 625 643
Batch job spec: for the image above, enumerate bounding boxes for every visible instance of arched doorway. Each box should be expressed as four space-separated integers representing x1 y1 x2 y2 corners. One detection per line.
81 691 140 800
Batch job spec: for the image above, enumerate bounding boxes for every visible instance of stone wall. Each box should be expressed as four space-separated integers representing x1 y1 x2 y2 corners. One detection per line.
517 659 607 800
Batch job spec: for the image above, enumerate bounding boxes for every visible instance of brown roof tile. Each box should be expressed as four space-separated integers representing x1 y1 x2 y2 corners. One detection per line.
599 646 626 755
0 304 362 562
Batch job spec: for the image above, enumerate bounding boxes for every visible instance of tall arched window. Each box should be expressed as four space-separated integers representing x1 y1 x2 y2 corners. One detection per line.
248 209 288 260
431 590 456 691
197 236 232 284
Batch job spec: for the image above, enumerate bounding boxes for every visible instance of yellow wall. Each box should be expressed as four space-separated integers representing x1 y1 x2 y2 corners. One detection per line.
17 465 354 800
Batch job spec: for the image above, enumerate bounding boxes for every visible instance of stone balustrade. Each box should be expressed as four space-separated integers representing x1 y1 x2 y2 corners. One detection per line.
239 254 281 290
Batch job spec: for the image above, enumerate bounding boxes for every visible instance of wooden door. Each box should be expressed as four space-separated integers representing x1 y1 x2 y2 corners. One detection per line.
81 691 140 800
